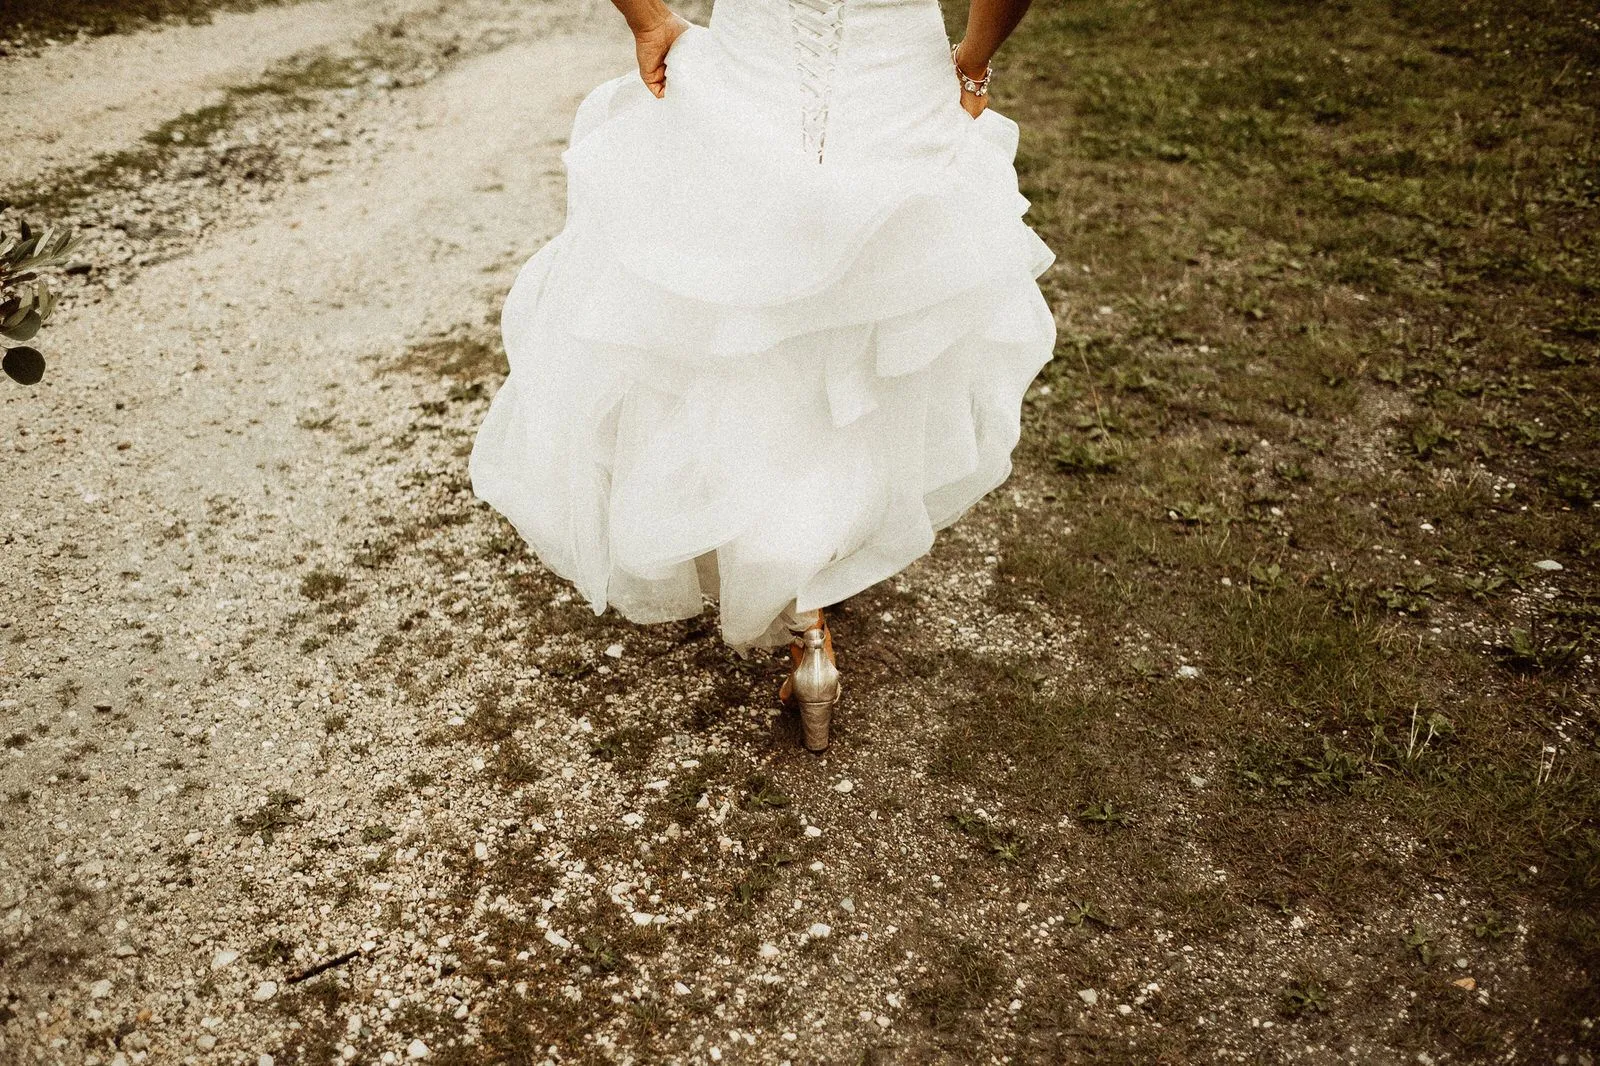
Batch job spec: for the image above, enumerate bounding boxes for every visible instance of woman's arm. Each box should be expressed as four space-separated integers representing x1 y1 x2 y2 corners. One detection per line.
612 0 690 98
954 0 1035 116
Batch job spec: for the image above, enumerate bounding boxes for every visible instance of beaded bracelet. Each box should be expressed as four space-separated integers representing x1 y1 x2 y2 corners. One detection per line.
951 42 992 97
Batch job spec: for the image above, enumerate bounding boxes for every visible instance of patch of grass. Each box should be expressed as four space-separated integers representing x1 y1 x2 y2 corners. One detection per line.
393 330 507 380
234 790 303 842
921 0 1600 1052
1 0 297 48
298 568 348 602
906 937 1002 1045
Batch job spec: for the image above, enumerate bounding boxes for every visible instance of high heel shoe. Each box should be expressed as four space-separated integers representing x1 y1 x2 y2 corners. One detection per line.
790 626 841 752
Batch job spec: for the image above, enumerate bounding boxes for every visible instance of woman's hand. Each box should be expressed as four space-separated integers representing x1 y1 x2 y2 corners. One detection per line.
634 11 690 98
953 40 989 118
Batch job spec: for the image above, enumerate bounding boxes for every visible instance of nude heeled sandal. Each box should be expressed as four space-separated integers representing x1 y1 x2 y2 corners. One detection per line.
792 626 841 751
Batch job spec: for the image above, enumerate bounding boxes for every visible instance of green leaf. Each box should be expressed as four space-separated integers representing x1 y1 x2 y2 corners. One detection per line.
2 346 45 385
1 310 41 342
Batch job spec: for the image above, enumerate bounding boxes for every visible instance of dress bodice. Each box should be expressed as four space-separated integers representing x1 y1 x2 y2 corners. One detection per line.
706 0 961 163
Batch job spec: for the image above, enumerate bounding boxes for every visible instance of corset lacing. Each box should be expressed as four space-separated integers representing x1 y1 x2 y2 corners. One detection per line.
785 0 846 161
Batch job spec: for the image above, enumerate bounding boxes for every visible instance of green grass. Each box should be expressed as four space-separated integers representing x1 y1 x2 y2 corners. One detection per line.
0 0 298 47
917 0 1600 1052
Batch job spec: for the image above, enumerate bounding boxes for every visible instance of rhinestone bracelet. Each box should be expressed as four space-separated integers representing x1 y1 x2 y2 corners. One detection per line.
951 42 992 97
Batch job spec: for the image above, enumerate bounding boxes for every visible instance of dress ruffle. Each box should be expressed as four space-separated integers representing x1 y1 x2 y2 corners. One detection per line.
470 25 1057 649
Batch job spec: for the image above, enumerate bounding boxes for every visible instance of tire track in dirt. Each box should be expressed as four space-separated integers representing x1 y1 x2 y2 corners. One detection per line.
0 0 439 193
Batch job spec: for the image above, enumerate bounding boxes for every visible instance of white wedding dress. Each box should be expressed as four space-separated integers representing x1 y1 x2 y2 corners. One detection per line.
470 0 1056 649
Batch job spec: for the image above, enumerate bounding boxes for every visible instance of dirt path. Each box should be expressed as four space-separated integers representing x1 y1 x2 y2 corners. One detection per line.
0 0 441 192
0 9 665 1062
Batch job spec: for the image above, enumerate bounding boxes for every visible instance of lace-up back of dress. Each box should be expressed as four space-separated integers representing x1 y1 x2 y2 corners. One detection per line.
784 0 846 161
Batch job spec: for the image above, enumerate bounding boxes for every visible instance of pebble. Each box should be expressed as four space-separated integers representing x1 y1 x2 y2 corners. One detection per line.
253 981 278 1002
90 979 113 999
804 825 822 838
1533 559 1563 571
604 643 624 658
543 931 571 949
197 1035 218 1051
260 1055 276 1066
473 842 489 861
1176 664 1202 679
833 779 854 793
212 949 240 970
1077 989 1098 1006
407 1039 430 1059
807 923 832 939
759 943 780 959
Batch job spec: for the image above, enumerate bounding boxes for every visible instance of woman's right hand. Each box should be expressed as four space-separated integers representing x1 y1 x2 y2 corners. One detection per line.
633 11 690 98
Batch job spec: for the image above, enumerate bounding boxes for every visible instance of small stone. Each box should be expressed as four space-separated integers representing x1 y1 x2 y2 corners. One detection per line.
673 981 690 995
759 943 780 959
804 825 822 838
473 842 489 862
604 643 624 658
631 912 655 926
253 981 278 1002
807 923 832 939
1077 988 1098 1006
1533 559 1563 572
543 931 571 949
90 979 113 999
260 1055 276 1066
1116 1003 1133 1015
1452 977 1476 990
839 898 856 914
212 949 240 970
1175 665 1202 680
114 944 136 957
346 1014 362 1035
197 1035 218 1051
406 1039 430 1060
833 779 854 793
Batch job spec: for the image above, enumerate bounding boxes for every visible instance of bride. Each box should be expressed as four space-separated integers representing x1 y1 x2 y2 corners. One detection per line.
470 0 1052 751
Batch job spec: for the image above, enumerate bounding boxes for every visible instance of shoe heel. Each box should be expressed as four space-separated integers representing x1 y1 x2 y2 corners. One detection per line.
791 627 840 752
800 699 835 752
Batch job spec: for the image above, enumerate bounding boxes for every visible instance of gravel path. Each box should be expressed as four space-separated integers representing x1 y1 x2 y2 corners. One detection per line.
1 9 658 1062
0 0 440 192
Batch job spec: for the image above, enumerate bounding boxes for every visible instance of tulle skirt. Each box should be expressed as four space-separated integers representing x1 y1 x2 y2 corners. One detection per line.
470 1 1056 649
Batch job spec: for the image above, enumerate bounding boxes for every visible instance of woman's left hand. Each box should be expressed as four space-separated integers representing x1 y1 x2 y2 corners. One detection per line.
634 12 690 98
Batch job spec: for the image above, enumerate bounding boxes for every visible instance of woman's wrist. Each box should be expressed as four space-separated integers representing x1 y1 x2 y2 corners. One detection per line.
952 40 993 97
620 0 675 36
953 39 993 80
